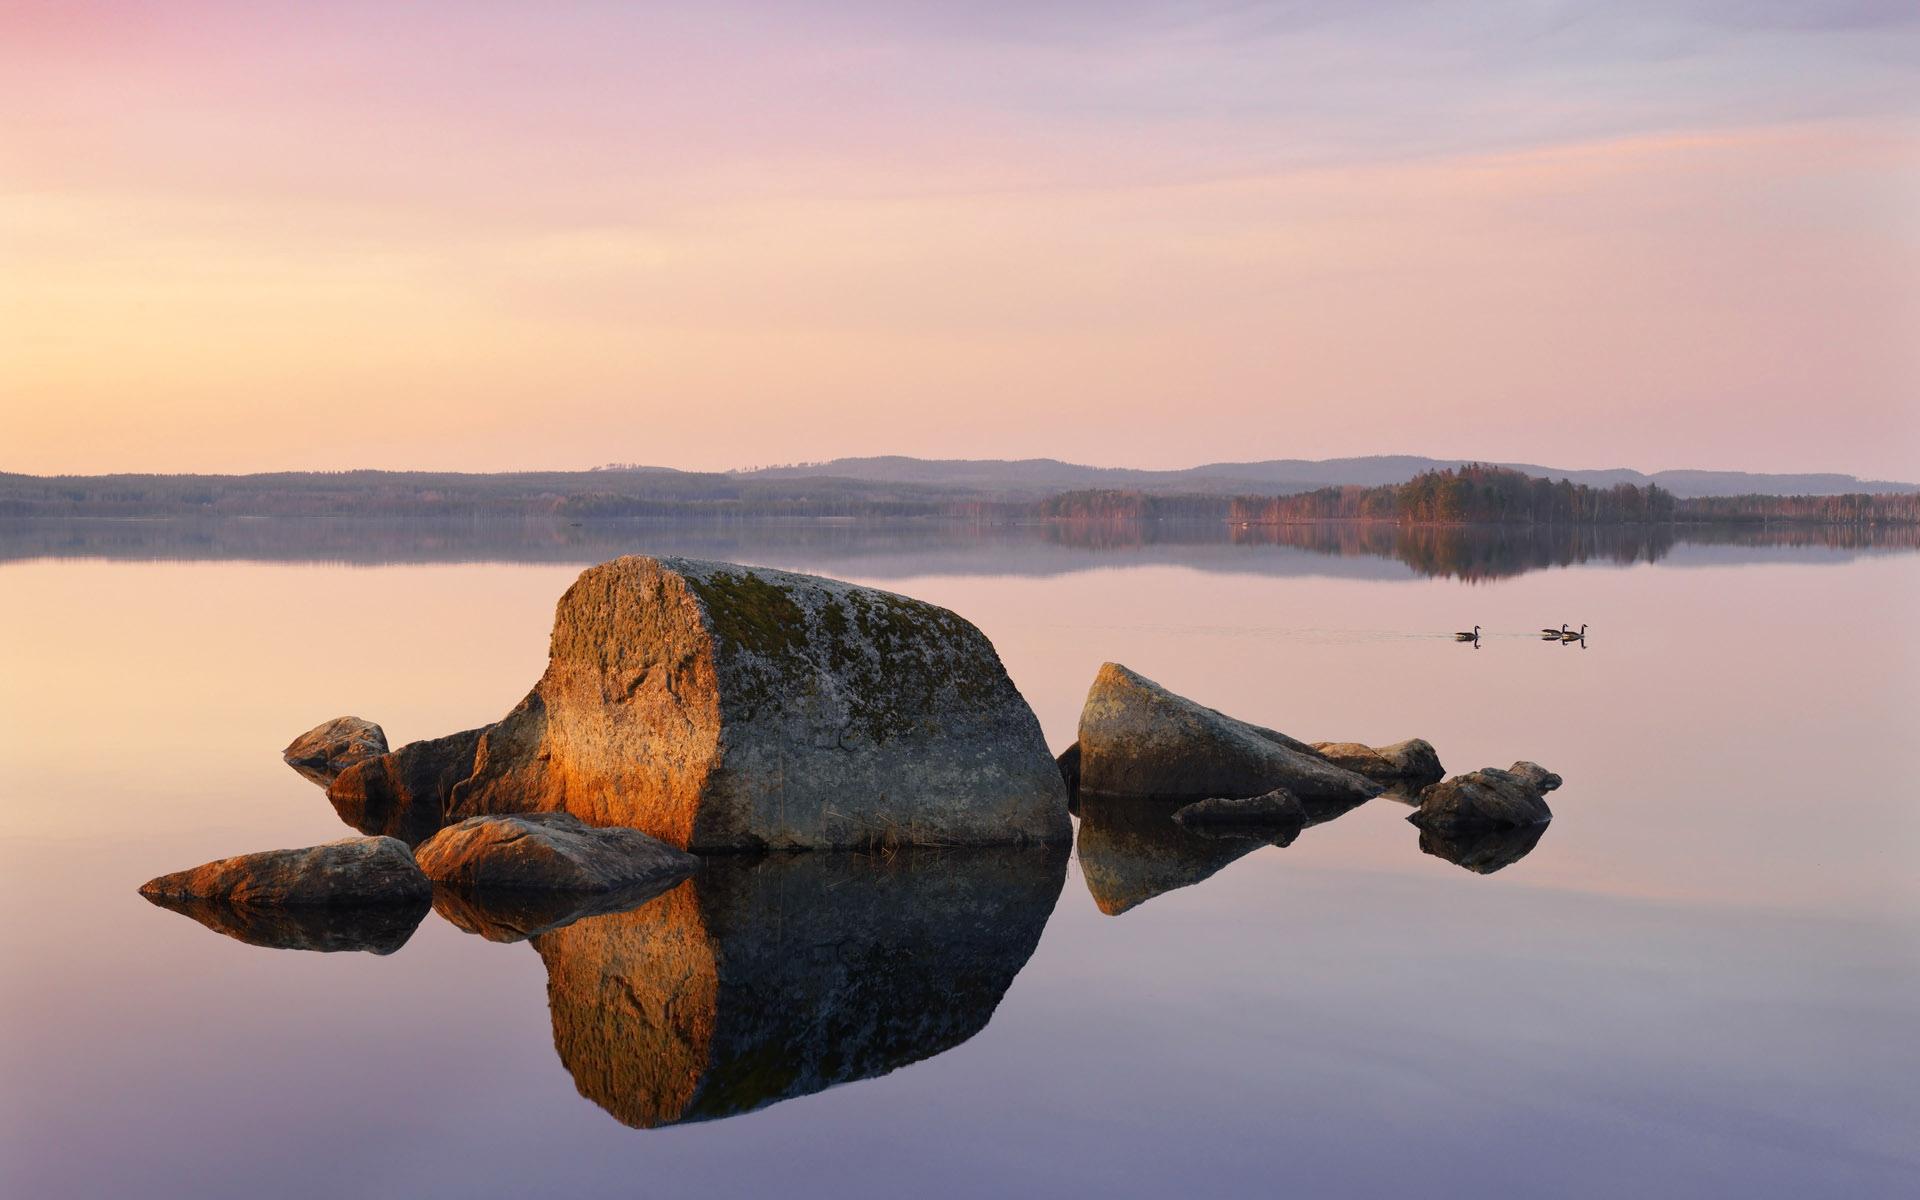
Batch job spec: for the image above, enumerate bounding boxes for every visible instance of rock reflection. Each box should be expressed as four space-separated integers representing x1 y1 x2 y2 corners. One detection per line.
1076 795 1361 915
140 894 430 954
430 877 689 944
1417 822 1549 874
530 847 1067 1128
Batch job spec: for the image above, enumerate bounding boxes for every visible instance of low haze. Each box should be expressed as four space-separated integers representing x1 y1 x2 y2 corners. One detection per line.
3 0 1916 475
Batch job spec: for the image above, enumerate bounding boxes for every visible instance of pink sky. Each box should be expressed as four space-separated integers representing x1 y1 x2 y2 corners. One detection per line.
3 1 1916 477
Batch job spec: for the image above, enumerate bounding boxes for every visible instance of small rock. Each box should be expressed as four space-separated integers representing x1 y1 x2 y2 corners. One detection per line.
1075 663 1381 804
326 727 486 845
1409 764 1558 833
138 836 430 907
415 812 699 894
1172 788 1308 828
1310 738 1444 788
282 716 388 787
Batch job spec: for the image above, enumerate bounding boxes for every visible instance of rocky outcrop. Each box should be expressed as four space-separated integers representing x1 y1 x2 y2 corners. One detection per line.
282 716 388 787
416 812 698 895
1408 762 1559 833
450 556 1069 851
1074 663 1381 804
1309 738 1443 789
138 836 430 907
141 894 430 954
1418 823 1549 875
325 727 486 846
1171 788 1307 829
531 847 1066 1127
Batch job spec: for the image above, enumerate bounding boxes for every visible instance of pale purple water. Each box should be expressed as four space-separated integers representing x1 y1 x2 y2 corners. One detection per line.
2 520 1914 1198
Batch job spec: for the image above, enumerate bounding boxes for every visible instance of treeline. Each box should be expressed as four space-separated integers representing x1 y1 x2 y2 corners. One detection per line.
1027 490 1230 521
1671 492 1920 524
1227 465 1679 525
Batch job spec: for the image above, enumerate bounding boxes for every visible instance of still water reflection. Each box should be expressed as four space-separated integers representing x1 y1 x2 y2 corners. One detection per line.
2 518 1916 1199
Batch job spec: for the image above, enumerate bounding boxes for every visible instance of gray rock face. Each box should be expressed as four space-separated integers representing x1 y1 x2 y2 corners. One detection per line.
1075 663 1381 804
1172 788 1308 828
138 836 430 907
1056 742 1081 792
1409 764 1559 833
451 556 1069 851
282 716 388 787
325 727 486 846
1310 738 1444 789
416 812 699 894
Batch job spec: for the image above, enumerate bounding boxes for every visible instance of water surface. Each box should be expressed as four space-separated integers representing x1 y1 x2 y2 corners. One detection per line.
2 519 1915 1198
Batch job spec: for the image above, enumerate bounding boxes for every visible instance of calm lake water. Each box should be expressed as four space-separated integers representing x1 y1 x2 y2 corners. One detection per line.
3 519 1916 1198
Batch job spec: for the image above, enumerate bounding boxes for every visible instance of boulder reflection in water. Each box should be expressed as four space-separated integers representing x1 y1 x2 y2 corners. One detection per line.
529 846 1067 1128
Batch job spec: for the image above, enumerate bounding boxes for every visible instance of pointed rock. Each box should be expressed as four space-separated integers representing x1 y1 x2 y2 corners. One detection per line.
1074 663 1381 803
138 836 430 907
282 716 388 787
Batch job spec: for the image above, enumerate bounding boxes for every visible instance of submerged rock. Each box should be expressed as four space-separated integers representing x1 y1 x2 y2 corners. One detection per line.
415 812 698 894
451 556 1069 851
282 716 388 788
1171 788 1308 829
1074 663 1381 804
1409 764 1558 833
1310 738 1443 789
1418 823 1549 875
532 847 1066 1127
325 727 486 846
138 836 430 907
141 893 430 954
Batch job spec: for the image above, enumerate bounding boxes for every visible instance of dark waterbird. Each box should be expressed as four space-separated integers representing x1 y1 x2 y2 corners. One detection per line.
1540 623 1568 636
1454 625 1480 642
1560 623 1588 643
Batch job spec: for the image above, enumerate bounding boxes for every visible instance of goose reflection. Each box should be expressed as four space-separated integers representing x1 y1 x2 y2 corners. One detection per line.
448 847 1067 1129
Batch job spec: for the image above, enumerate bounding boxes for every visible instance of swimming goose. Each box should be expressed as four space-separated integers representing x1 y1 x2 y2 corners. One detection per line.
1559 624 1588 641
1540 623 1568 636
1454 625 1481 641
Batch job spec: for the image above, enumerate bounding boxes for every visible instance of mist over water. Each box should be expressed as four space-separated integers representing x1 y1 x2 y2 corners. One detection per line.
2 518 1915 1198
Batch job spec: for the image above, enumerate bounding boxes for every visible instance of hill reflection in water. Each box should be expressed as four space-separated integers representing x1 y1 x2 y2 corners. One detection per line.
4 515 1912 581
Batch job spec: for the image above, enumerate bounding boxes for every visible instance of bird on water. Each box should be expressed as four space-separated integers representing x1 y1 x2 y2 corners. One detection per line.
1455 625 1481 642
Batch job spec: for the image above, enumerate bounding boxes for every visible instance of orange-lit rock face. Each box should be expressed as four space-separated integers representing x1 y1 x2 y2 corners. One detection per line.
453 556 1070 851
531 848 1067 1128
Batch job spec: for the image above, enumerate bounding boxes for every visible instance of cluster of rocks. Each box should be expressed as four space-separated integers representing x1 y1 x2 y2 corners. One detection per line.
143 556 1566 946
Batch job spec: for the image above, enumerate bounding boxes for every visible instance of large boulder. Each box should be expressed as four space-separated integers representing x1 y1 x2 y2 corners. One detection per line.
282 716 388 787
416 812 698 894
1074 663 1381 804
1309 738 1443 789
1409 763 1559 833
138 836 430 907
325 727 486 846
450 556 1069 851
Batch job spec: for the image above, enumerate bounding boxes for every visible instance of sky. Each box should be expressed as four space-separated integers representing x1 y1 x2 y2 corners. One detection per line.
2 0 1916 478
